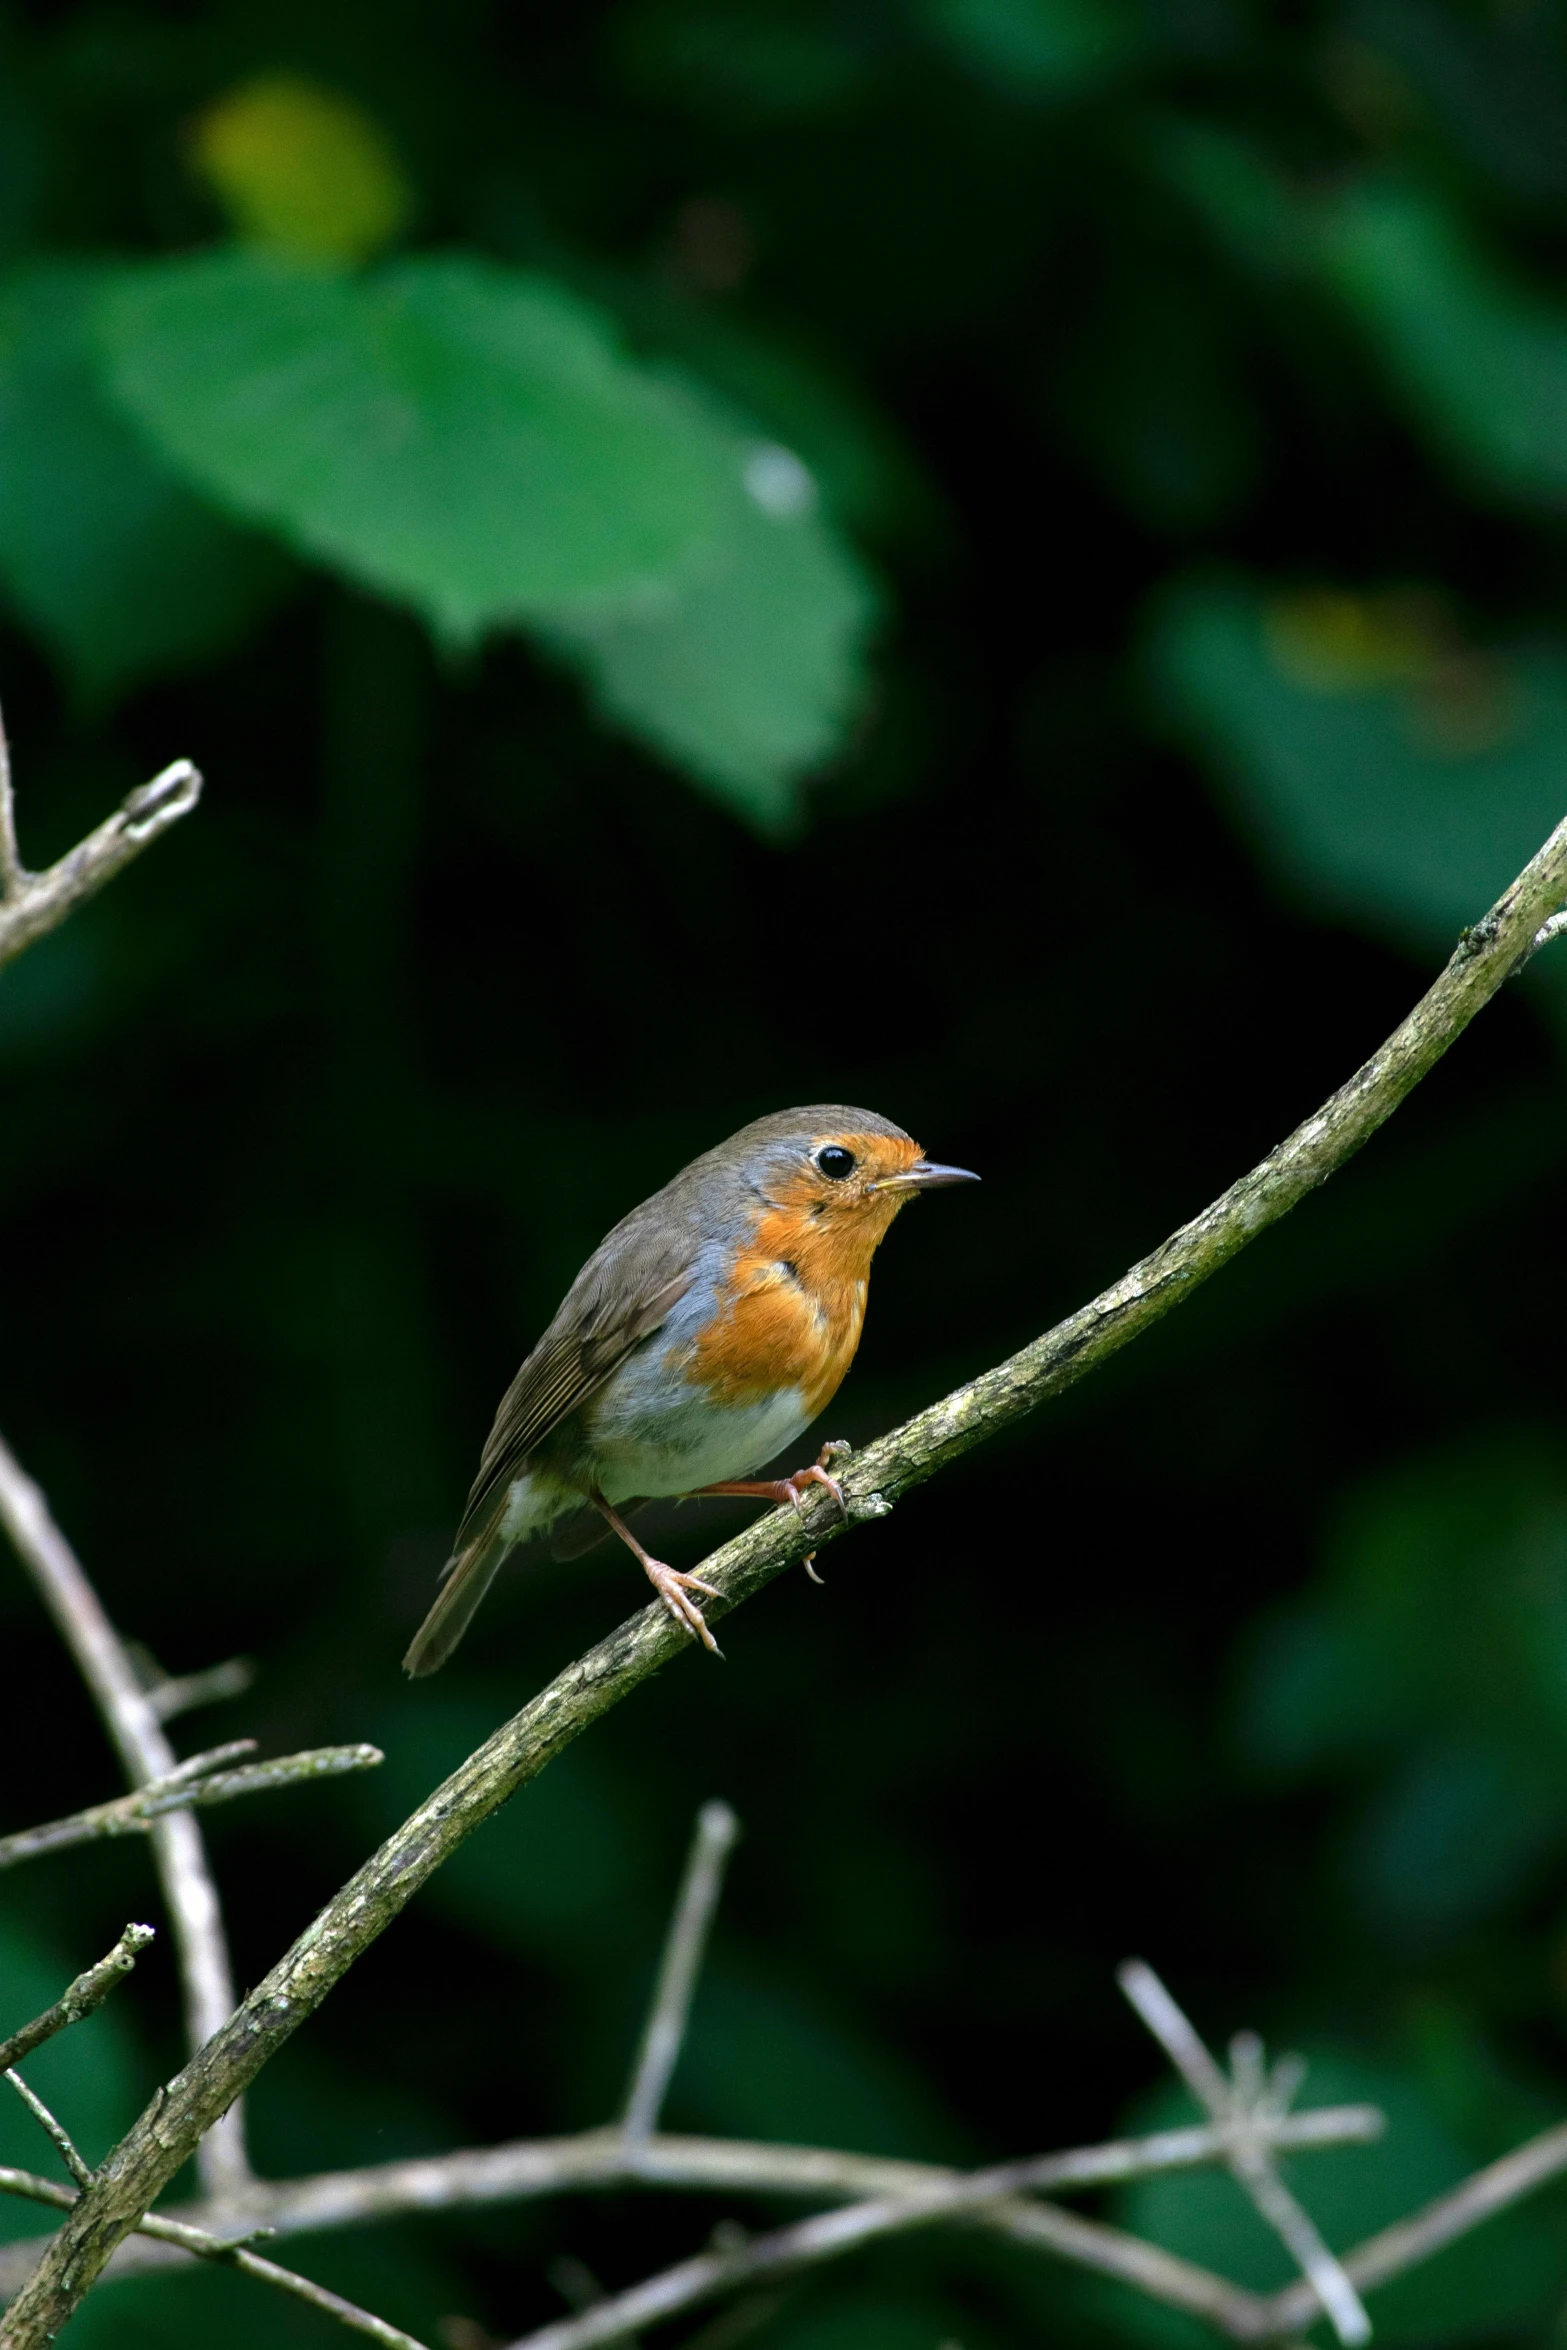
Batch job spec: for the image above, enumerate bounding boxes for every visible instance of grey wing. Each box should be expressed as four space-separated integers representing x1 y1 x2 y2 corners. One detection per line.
451 1244 695 1557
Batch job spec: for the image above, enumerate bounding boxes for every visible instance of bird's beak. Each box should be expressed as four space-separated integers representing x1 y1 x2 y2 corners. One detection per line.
872 1160 981 1193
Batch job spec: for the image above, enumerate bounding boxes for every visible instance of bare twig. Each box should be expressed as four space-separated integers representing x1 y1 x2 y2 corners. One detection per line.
0 2164 431 2348
0 2112 1379 2343
0 757 202 971
622 1802 739 2145
0 1926 154 2072
1118 1962 1369 2345
0 1432 251 2201
4 2073 94 2192
143 1655 255 1722
1530 907 1567 957
9 812 1567 2347
1262 2116 1567 2333
0 700 20 901
0 1741 384 1868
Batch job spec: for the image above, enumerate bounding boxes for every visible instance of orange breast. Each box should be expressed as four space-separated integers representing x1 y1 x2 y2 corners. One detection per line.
687 1165 911 1420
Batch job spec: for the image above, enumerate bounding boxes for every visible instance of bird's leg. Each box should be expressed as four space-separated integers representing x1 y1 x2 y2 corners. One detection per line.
592 1492 724 1655
689 1442 850 1523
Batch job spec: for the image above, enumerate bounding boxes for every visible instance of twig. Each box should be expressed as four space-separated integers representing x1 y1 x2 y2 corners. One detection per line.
8 810 1567 2347
1118 1962 1369 2345
0 698 20 901
0 2111 1384 2300
0 1926 154 2071
1261 2115 1567 2333
143 1655 255 1722
4 2073 94 2192
0 2164 431 2349
0 1741 384 1868
0 756 202 970
622 1803 739 2145
0 1432 252 2201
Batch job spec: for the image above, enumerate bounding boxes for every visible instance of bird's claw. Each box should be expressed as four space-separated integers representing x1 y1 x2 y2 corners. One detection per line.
645 1560 724 1654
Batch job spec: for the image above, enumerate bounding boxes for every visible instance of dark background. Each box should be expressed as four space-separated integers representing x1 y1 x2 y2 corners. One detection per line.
5 2 1567 2344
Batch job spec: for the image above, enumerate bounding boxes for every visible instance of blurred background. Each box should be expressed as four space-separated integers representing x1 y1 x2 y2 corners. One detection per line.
4 1 1567 2343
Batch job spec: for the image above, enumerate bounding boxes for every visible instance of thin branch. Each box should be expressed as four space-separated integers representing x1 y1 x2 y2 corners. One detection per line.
0 1926 154 2072
0 1432 252 2201
0 2111 1385 2298
622 1802 739 2145
0 757 202 971
0 1741 384 1868
1261 2115 1567 2333
0 698 20 901
495 2134 1296 2350
0 2165 431 2349
144 1656 255 1723
9 808 1567 2347
1118 1962 1368 2346
4 2074 94 2192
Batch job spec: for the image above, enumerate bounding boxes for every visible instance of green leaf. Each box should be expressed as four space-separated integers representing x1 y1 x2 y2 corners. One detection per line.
925 0 1137 95
1234 1433 1567 1936
0 265 288 698
96 248 738 638
1322 179 1567 508
543 438 875 829
1149 573 1567 956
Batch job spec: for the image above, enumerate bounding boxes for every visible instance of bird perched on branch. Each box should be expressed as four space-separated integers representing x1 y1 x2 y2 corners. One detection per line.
404 1106 978 1673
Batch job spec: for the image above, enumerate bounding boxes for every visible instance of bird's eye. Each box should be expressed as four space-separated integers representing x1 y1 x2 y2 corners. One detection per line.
815 1145 856 1180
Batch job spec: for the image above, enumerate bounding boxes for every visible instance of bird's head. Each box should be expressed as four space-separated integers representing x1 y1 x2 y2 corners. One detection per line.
719 1106 978 1270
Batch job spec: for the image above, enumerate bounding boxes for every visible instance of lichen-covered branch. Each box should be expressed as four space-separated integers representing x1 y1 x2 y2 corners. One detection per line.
6 811 1567 2348
0 1742 384 1870
0 758 202 971
0 1928 154 2074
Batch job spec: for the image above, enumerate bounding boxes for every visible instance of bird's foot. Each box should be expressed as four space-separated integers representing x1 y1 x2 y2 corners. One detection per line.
643 1559 725 1654
692 1443 851 1523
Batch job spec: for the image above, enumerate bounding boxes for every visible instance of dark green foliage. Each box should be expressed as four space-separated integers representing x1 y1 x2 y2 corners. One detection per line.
6 0 1567 2343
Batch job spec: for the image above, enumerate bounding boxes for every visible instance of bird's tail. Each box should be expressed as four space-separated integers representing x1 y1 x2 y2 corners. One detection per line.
402 1526 508 1677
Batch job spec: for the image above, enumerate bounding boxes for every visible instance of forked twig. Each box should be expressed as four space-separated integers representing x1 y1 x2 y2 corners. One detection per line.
1118 1961 1369 2344
0 755 202 969
0 1432 252 2201
0 1925 154 2073
0 1740 384 1868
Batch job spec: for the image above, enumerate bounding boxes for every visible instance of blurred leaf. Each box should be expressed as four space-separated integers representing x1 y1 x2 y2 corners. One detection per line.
1235 1432 1567 1934
609 0 872 118
1322 179 1567 508
1150 573 1567 956
1151 120 1311 278
926 0 1137 95
542 437 875 829
97 249 737 636
1353 0 1567 207
1055 265 1261 530
96 248 873 820
1115 2047 1567 2342
676 1951 963 2157
190 74 414 264
0 264 289 698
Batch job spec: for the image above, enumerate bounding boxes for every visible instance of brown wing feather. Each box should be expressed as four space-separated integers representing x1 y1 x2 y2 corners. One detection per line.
451 1260 693 1554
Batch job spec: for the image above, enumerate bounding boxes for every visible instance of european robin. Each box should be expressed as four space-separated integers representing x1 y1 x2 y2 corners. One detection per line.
403 1107 977 1672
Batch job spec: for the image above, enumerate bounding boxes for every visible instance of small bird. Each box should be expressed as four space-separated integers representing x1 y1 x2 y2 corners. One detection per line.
404 1106 977 1673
